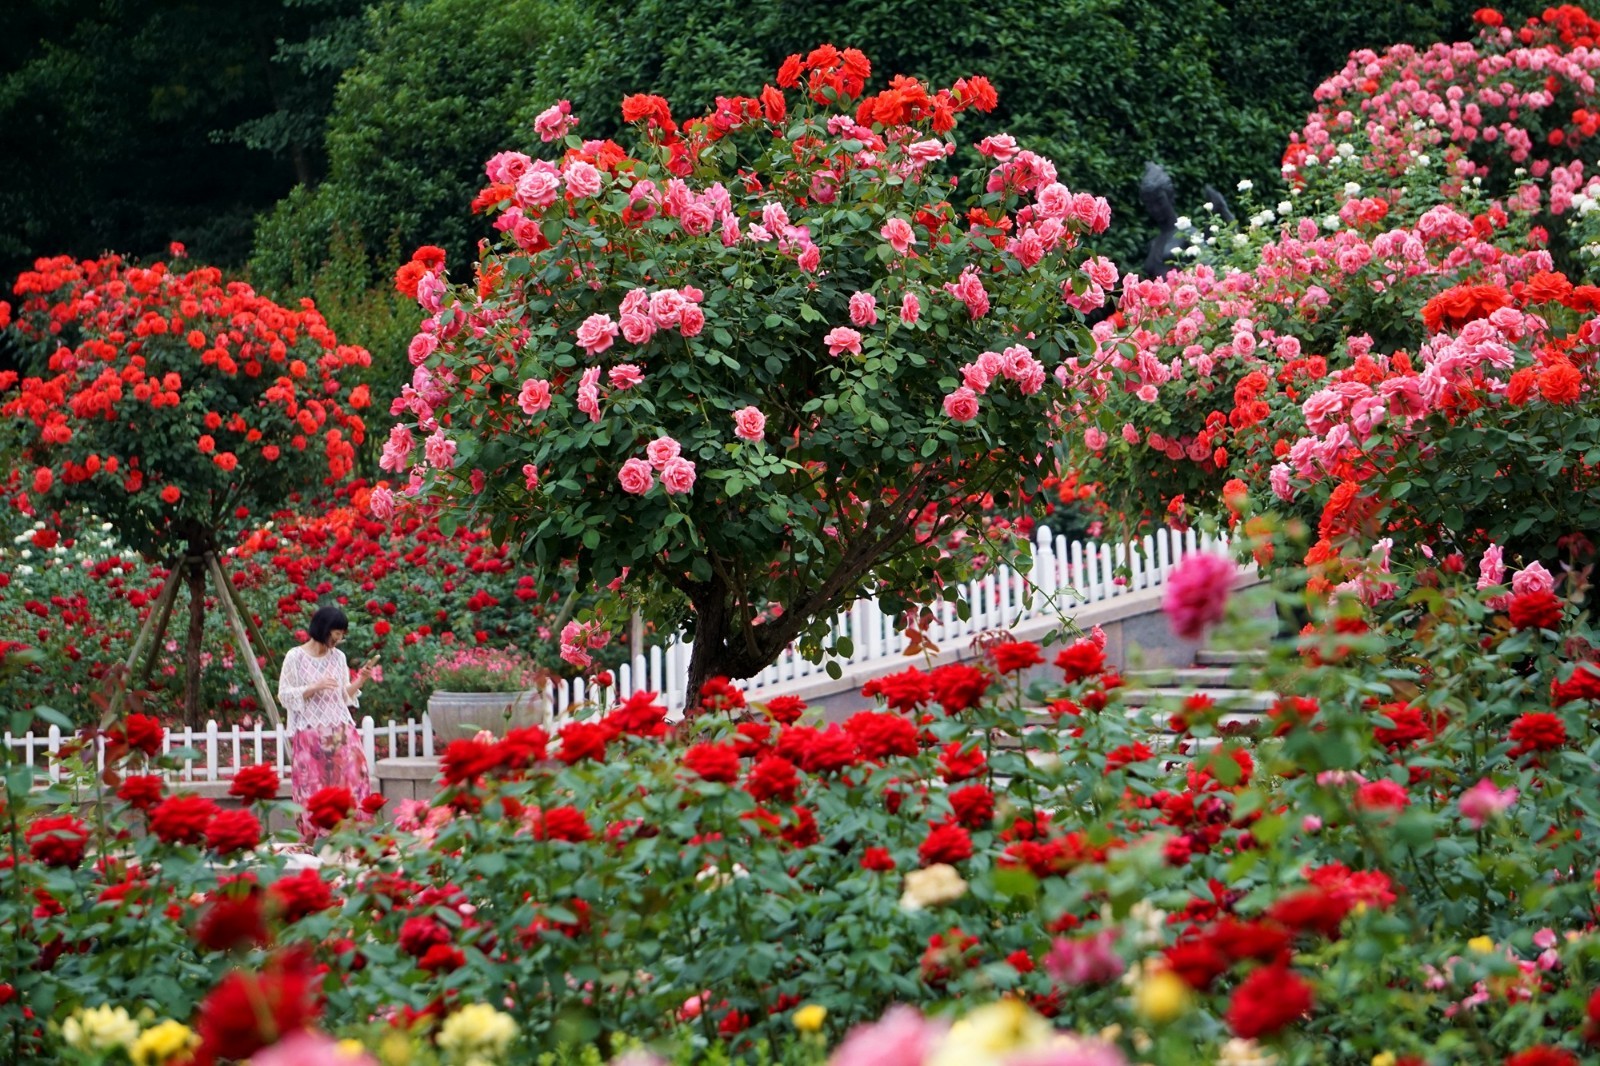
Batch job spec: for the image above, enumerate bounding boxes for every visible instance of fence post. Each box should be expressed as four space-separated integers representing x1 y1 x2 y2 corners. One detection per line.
361 716 377 771
46 725 62 784
205 721 220 783
421 712 435 758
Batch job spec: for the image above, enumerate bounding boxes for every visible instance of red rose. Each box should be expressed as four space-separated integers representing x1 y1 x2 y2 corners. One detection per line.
1266 889 1352 939
360 794 387 815
1163 938 1229 990
861 667 933 711
939 741 986 782
25 814 90 868
399 915 452 957
116 773 166 811
556 721 610 764
990 641 1044 674
682 742 741 784
205 809 263 856
843 711 920 760
948 784 996 829
1509 588 1564 631
195 891 270 953
602 692 669 738
268 869 334 923
228 763 281 803
860 846 896 871
928 662 991 714
440 738 502 786
159 484 181 504
305 786 353 830
1226 965 1313 1038
1537 361 1583 405
918 822 974 866
533 805 593 843
194 952 319 1062
1505 1048 1580 1066
698 676 747 712
745 755 800 803
1054 639 1106 682
1553 663 1600 706
116 713 165 757
1509 712 1567 759
149 794 220 845
763 695 807 724
1353 780 1410 812
1205 918 1291 966
497 725 549 768
419 944 465 972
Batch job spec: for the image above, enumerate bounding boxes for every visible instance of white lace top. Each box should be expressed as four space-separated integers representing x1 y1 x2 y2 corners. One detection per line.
277 644 360 734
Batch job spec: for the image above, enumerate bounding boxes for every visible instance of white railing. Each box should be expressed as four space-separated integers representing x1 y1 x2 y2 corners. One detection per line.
6 715 435 786
6 527 1232 778
552 525 1232 717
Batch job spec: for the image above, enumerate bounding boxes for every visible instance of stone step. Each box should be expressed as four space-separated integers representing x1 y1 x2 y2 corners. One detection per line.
1126 666 1246 688
1195 648 1269 666
1119 688 1278 713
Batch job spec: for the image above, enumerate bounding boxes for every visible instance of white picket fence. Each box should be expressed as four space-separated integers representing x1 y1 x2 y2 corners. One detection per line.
5 525 1231 783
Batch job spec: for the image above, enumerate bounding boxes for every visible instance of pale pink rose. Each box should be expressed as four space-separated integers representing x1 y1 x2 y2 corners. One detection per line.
575 313 619 355
825 326 863 357
1512 561 1555 595
1270 462 1293 501
407 331 438 366
562 160 603 198
1036 182 1073 219
379 425 413 472
609 364 644 390
942 387 980 422
1459 779 1518 828
620 311 657 345
678 304 706 337
646 436 681 469
618 457 654 495
660 456 697 495
797 243 821 272
1083 255 1119 289
649 289 686 327
485 150 532 184
733 406 766 443
975 134 1019 160
1162 551 1236 640
1121 423 1139 444
251 1032 378 1066
1084 426 1108 452
759 201 789 232
1044 930 1123 986
576 366 602 422
619 288 649 315
518 378 552 415
849 292 879 327
522 463 539 490
679 200 716 236
829 1006 948 1066
516 168 562 208
560 642 592 670
905 139 949 164
900 293 921 324
1135 384 1159 403
747 223 773 243
533 99 577 142
393 798 429 832
1478 543 1506 590
424 428 456 469
417 271 445 314
880 217 916 254
368 485 395 519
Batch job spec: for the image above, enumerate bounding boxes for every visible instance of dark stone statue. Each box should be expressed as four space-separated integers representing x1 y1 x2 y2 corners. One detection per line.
1139 161 1235 278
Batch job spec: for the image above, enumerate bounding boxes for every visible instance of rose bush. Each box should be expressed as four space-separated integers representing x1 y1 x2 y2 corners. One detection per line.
379 48 1109 699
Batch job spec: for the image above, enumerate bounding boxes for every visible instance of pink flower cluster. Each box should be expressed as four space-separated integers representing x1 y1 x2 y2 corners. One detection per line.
618 436 698 497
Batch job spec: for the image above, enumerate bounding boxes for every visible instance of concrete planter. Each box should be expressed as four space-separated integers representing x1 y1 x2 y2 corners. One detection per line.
426 689 549 746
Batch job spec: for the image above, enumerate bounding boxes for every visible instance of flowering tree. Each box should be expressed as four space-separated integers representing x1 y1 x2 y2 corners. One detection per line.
381 47 1110 697
0 252 373 720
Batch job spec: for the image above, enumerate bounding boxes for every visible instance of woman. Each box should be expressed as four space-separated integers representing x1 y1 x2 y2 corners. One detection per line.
277 605 379 839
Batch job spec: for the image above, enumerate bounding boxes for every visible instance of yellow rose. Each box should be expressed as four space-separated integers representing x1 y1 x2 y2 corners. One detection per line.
793 1004 828 1032
928 1000 1053 1066
1372 1053 1398 1066
899 864 969 910
1467 936 1495 954
436 1004 518 1058
377 1030 415 1066
62 1005 141 1054
129 1020 197 1066
1133 970 1191 1024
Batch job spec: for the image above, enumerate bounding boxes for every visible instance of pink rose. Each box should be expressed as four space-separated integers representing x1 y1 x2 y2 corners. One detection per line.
1512 561 1555 595
516 168 561 208
646 436 681 469
424 428 456 469
1084 427 1108 451
880 218 916 254
1162 552 1236 640
678 304 706 337
576 366 602 422
825 326 863 357
797 244 821 273
900 293 921 324
533 100 576 142
417 272 445 314
942 387 980 422
620 312 656 345
609 364 644 390
368 485 395 519
660 457 697 495
618 457 654 495
848 292 878 327
733 406 766 443
575 313 619 355
1478 543 1506 590
522 463 540 490
1459 778 1517 828
407 331 438 366
563 160 603 199
1121 422 1139 444
518 378 552 415
1135 384 1159 403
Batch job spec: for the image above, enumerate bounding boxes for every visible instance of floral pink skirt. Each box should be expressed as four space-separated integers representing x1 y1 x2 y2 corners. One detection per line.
290 725 373 841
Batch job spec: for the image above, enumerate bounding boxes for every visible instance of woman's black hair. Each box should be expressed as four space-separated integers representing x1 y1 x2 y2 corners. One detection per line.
307 605 349 645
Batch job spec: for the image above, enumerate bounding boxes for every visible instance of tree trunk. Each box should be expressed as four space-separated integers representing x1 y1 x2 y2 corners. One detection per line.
683 577 733 715
183 558 206 728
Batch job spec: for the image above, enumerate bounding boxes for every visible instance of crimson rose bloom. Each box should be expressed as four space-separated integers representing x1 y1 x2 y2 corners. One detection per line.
399 915 452 957
1353 779 1410 812
1055 639 1106 682
918 822 974 866
194 952 319 1062
305 786 353 830
843 711 920 760
440 738 501 785
1552 663 1600 706
205 809 263 856
115 713 165 757
990 641 1044 674
268 869 334 923
763 695 807 725
556 721 610 764
861 667 933 711
682 742 741 783
149 794 220 845
1509 588 1564 631
195 892 270 953
1505 1048 1580 1066
26 814 90 868
1226 965 1313 1038
228 763 280 803
1509 712 1568 758
117 773 166 811
534 805 593 842
948 783 996 829
928 662 991 713
860 846 896 871
745 755 800 803
1266 888 1352 939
